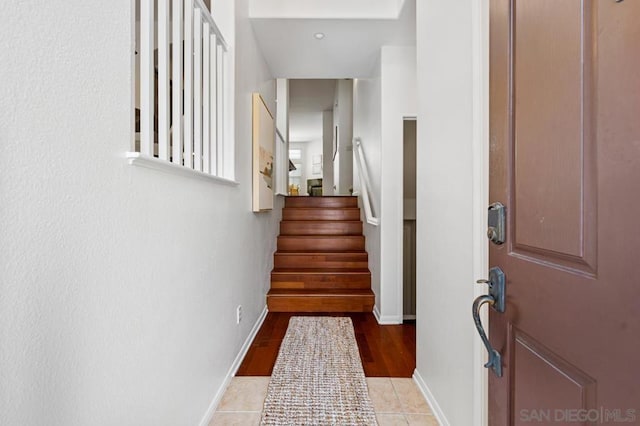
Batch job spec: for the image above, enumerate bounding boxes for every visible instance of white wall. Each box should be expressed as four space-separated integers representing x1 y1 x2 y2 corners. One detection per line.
209 0 235 42
379 46 416 323
0 1 280 425
322 110 335 195
333 80 354 195
275 79 290 194
305 139 324 181
353 64 382 316
414 1 486 425
352 47 416 323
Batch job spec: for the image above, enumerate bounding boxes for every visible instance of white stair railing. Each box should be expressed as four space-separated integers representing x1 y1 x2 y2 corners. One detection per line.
353 137 379 226
137 0 228 176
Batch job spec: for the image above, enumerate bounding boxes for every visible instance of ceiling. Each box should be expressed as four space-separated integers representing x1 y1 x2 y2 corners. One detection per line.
289 79 337 143
250 0 406 19
250 0 415 79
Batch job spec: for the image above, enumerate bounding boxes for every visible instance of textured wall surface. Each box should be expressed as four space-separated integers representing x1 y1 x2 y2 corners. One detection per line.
0 1 279 425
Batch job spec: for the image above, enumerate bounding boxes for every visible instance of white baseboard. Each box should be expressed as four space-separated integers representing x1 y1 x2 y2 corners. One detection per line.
198 306 269 426
373 305 403 325
230 306 269 377
413 369 450 426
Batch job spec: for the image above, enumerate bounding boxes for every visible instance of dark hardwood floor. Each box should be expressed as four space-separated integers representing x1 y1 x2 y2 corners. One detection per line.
236 312 416 377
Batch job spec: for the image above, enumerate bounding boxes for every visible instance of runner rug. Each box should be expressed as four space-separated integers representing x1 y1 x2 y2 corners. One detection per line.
260 316 378 425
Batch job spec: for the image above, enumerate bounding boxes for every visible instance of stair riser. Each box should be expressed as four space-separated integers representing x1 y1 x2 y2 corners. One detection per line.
285 197 358 208
280 221 362 236
282 209 361 221
274 253 368 269
277 236 365 252
267 295 374 312
274 260 369 270
271 273 371 289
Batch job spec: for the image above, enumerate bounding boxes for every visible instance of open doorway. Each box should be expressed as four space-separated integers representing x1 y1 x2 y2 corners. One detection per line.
286 79 333 196
285 79 353 196
403 118 417 320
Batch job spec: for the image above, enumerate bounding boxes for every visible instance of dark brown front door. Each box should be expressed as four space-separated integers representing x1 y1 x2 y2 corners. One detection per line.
489 0 640 424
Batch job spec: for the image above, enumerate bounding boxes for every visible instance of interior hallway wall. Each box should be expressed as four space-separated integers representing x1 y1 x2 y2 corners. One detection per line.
0 1 280 425
333 80 354 195
353 60 382 317
379 46 416 323
352 46 416 323
322 110 335 195
414 1 482 425
275 78 290 195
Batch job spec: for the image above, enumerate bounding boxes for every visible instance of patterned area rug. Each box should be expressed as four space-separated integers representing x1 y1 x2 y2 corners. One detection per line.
260 317 378 425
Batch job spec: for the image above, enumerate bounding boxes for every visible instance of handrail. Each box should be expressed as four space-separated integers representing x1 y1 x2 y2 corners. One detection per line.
353 137 379 226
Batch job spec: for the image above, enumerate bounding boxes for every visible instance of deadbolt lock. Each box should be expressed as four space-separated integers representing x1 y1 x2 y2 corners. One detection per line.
487 202 506 245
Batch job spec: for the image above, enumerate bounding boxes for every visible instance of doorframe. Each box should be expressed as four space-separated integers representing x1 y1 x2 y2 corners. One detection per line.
471 0 490 425
401 115 417 322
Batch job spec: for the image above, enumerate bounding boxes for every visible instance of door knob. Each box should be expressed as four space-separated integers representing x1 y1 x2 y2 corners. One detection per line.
472 267 506 377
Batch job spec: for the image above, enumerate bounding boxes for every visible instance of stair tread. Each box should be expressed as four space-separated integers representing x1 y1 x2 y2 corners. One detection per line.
284 207 360 210
276 249 367 254
278 235 363 238
272 268 370 274
280 220 362 223
274 251 367 255
280 220 363 236
268 288 374 296
285 197 358 208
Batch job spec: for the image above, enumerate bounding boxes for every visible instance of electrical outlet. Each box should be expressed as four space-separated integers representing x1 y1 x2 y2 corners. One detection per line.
236 305 242 324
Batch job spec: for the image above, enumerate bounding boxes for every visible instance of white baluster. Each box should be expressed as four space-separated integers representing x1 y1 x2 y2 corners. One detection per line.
216 45 224 176
183 0 194 168
140 0 154 156
158 0 170 161
202 23 211 174
193 8 203 172
210 34 218 176
171 0 183 165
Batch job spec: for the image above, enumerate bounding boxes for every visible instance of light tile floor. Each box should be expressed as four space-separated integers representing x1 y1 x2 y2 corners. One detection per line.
210 376 438 426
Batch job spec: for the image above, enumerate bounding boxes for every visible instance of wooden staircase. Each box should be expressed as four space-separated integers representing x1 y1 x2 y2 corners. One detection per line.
267 196 375 312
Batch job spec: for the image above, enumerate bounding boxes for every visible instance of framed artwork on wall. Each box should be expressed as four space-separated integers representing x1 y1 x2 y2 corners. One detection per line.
252 93 274 212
